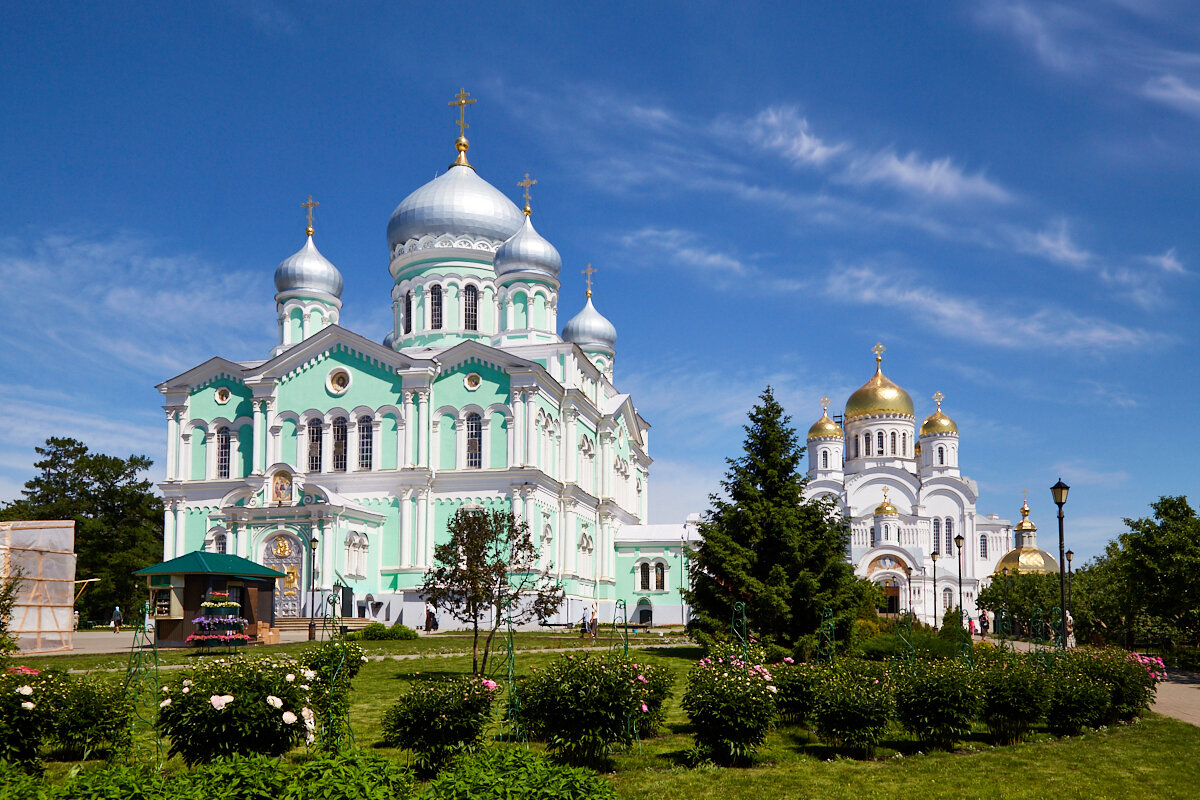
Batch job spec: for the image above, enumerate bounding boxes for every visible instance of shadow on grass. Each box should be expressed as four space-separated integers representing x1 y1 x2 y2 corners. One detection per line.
392 670 466 682
633 646 703 662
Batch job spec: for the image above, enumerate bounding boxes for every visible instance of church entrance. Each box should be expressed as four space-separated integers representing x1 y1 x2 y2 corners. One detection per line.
877 578 900 616
262 532 303 618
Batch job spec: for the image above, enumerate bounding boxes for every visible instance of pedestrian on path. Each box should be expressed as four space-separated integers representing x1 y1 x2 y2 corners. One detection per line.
589 605 598 639
111 606 122 633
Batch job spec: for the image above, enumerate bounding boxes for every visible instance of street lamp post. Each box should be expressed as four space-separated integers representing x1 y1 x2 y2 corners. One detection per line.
904 565 912 615
1051 479 1070 648
1001 566 1010 641
954 533 965 632
1066 549 1074 613
308 535 320 642
931 551 939 630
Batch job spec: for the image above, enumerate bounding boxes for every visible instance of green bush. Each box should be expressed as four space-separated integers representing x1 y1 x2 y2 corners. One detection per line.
509 652 655 768
57 762 168 800
0 760 46 799
425 748 615 800
771 659 821 724
0 669 46 770
352 621 419 641
681 653 778 765
1075 648 1157 722
1046 666 1111 736
894 659 980 748
283 750 416 800
35 671 132 759
979 655 1048 745
811 660 895 755
298 639 367 750
381 675 499 776
156 656 313 765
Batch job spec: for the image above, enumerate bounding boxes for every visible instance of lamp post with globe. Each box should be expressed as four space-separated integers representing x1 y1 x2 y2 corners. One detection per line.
954 533 965 633
1051 479 1070 648
308 535 320 642
931 551 939 630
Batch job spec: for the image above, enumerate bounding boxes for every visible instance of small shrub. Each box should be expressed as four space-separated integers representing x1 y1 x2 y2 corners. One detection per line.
681 653 778 765
979 655 1048 745
1078 648 1158 722
631 659 673 738
381 675 500 776
425 748 615 800
57 762 168 800
298 639 367 750
156 656 313 764
1046 667 1111 736
352 621 418 641
390 622 419 640
35 671 132 759
811 661 895 756
284 750 417 800
510 652 654 768
772 659 821 725
0 670 45 770
0 760 46 799
894 659 980 748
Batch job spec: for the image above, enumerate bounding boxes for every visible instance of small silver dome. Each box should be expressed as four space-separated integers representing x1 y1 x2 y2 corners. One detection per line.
387 164 524 250
274 236 343 298
494 214 562 280
382 331 395 349
562 297 617 349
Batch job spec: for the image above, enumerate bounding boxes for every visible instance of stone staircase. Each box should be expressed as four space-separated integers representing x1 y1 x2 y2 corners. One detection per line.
269 617 375 634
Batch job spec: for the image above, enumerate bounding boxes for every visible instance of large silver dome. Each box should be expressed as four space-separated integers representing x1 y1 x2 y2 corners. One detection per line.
494 214 562 280
387 164 524 251
562 297 617 349
274 236 343 298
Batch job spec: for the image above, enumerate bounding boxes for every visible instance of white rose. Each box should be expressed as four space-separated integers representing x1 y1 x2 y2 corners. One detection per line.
16 685 33 696
282 710 297 725
210 694 234 710
21 702 35 711
183 680 193 687
160 698 172 708
161 686 170 694
301 669 316 681
299 684 310 691
266 695 283 709
767 685 778 694
182 686 190 694
285 673 296 683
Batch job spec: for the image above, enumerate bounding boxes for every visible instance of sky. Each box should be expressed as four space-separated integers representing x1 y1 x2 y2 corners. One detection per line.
1 1 1197 563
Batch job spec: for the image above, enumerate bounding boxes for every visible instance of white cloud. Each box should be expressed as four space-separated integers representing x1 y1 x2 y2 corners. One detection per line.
846 151 1011 202
1144 247 1185 274
1141 73 1200 116
617 228 751 279
822 264 1161 351
745 107 847 166
646 458 721 524
976 2 1091 73
1022 220 1092 266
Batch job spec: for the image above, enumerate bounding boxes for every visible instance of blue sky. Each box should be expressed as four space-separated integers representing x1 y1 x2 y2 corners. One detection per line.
2 2 1197 563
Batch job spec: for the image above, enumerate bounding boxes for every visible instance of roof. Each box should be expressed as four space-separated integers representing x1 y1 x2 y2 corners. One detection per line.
134 551 285 580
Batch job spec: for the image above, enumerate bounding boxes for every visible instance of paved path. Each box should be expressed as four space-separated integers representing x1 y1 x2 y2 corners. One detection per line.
1152 668 1200 727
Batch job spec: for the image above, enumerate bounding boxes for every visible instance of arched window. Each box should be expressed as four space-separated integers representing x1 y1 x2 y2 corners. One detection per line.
429 285 443 329
404 291 413 334
945 517 954 554
863 433 871 456
883 524 889 541
216 426 231 479
871 526 877 547
943 587 953 612
307 422 322 472
655 563 665 591
890 431 897 455
877 431 884 454
979 534 988 559
463 285 479 331
332 417 348 472
937 446 945 465
640 562 651 591
465 412 482 468
932 519 941 552
211 532 227 554
853 437 860 458
901 432 907 456
821 450 829 469
358 415 373 470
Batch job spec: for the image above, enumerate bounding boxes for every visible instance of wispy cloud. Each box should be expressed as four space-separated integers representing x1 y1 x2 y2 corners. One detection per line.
844 151 1011 202
976 2 1094 73
745 106 847 167
617 228 752 279
1141 73 1200 116
1019 220 1092 267
1144 247 1185 274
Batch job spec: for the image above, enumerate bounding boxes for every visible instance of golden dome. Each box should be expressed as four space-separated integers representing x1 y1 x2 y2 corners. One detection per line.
807 397 843 440
994 547 1059 575
1014 499 1037 534
873 487 899 516
845 343 914 421
920 391 957 436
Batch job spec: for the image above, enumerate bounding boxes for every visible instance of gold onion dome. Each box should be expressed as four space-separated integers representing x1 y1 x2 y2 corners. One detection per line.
1014 499 1037 534
921 391 958 436
874 488 899 516
844 343 914 421
807 397 843 440
994 499 1058 574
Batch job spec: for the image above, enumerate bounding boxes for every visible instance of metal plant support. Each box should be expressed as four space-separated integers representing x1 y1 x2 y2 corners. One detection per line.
893 611 916 663
122 601 162 766
610 598 629 658
730 601 749 671
317 585 354 749
816 607 836 663
500 598 526 744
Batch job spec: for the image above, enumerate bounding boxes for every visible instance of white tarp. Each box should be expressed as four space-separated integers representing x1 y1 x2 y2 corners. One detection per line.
1 520 76 653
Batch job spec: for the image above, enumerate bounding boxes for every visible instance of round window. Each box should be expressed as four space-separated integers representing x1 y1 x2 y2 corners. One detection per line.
214 387 231 405
326 368 351 395
464 372 482 391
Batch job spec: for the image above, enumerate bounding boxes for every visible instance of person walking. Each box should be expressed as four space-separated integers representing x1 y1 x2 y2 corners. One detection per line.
589 606 598 639
111 605 122 634
424 602 435 633
579 609 588 638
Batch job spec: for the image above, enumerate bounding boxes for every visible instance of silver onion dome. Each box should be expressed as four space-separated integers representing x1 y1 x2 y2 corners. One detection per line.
387 164 524 251
382 331 395 349
494 214 562 279
274 235 343 298
562 296 617 349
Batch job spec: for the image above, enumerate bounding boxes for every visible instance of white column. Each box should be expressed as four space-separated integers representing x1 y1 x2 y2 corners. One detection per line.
163 502 176 560
252 400 265 474
418 392 431 468
524 390 536 467
402 391 414 467
481 417 492 470
510 391 524 466
322 519 335 592
371 420 381 472
269 423 281 466
165 410 179 481
400 490 412 567
348 418 360 471
174 501 187 556
321 419 332 474
417 489 430 566
236 521 248 559
430 418 441 471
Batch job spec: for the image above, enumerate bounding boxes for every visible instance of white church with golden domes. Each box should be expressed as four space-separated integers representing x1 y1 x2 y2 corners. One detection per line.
804 343 1018 626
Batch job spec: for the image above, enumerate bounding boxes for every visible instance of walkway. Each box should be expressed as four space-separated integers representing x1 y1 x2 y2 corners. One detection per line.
1152 669 1200 727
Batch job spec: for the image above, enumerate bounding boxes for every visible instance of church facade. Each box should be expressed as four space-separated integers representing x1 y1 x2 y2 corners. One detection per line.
804 345 1015 627
157 98 695 629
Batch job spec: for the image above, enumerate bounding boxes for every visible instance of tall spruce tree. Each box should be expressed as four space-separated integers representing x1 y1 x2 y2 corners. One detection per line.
687 387 862 653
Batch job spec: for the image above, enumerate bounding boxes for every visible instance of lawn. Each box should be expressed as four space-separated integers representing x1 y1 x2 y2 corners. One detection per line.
21 641 1200 799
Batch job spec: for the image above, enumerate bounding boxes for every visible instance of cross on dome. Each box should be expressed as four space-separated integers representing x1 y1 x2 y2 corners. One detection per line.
518 173 537 215
449 87 477 167
582 263 597 297
302 195 318 237
932 391 945 410
872 342 886 363
820 396 830 414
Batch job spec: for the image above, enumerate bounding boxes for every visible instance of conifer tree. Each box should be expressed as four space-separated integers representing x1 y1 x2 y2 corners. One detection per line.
687 387 862 653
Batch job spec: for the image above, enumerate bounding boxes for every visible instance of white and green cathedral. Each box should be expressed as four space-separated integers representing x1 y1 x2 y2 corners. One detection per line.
157 105 696 629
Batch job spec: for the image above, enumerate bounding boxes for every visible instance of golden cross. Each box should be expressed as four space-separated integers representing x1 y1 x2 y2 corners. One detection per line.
301 195 318 236
932 391 945 409
872 342 886 362
882 486 890 502
450 87 476 137
820 396 830 414
518 173 537 215
582 263 597 297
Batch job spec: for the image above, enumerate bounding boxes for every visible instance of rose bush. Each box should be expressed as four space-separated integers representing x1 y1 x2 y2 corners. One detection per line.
156 656 313 764
811 660 894 756
979 653 1048 745
681 650 778 764
0 671 43 769
893 659 981 749
381 675 500 776
771 658 821 725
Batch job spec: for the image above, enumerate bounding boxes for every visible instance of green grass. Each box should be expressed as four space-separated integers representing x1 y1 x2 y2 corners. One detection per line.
19 643 1200 799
